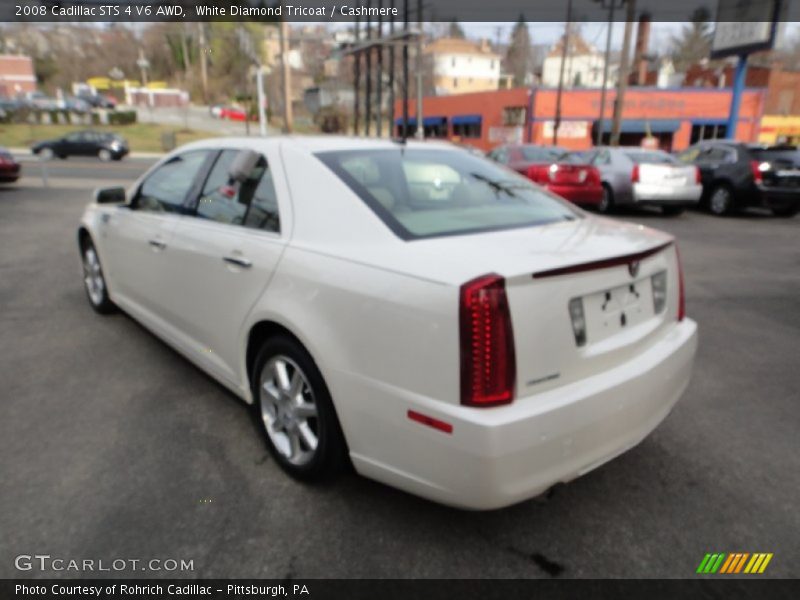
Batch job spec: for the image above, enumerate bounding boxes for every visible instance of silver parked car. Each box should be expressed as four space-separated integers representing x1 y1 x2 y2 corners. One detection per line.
579 147 703 216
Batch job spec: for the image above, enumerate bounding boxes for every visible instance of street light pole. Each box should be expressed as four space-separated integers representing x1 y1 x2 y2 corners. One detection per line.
256 66 267 136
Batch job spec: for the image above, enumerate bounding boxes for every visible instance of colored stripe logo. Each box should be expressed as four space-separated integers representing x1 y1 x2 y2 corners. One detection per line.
696 553 773 574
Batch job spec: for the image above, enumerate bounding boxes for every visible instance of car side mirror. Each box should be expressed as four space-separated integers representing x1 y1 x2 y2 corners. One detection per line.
94 186 126 204
228 149 260 183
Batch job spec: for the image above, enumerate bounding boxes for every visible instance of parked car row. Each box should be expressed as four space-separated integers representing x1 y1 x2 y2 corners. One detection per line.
485 141 799 218
0 92 117 117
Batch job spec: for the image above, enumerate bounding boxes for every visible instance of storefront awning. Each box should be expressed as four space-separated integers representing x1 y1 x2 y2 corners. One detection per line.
394 117 417 126
452 114 482 126
595 119 681 134
423 116 447 126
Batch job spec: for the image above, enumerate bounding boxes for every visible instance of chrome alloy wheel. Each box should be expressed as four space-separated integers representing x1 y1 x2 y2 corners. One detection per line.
710 187 732 215
83 247 105 306
259 356 319 466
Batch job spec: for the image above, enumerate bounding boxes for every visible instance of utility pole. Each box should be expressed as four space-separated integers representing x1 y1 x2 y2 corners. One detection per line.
353 17 361 135
279 17 293 133
197 22 209 104
414 0 423 140
365 1 372 136
388 1 395 137
596 0 617 146
553 0 573 146
402 0 409 140
376 0 383 137
610 0 636 146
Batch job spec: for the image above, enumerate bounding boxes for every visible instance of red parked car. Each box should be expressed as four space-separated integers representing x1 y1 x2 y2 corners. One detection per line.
487 144 603 207
0 147 20 183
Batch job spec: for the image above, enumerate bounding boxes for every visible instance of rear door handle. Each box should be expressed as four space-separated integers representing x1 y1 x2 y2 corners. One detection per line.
223 256 252 269
148 239 167 250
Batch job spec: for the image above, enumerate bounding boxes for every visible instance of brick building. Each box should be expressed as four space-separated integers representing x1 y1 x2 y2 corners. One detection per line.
0 55 36 96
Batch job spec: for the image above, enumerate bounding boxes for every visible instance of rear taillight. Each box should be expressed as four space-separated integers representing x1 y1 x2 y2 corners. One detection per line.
526 165 547 184
695 166 701 184
750 160 763 184
631 164 640 183
459 274 516 407
675 245 685 322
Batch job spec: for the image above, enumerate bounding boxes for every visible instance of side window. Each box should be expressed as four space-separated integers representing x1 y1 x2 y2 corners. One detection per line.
196 149 281 232
593 150 610 165
492 148 508 164
704 147 735 163
65 132 83 143
677 147 701 163
136 151 209 213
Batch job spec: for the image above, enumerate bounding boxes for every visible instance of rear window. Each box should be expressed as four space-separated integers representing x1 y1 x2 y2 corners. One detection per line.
749 147 800 166
520 146 567 162
623 150 678 165
316 148 579 240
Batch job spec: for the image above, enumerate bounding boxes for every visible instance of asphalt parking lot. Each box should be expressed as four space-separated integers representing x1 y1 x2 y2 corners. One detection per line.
1 158 798 579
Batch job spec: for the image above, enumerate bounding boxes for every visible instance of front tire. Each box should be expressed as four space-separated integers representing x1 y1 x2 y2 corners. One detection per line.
253 336 348 482
98 148 112 162
39 147 54 160
708 185 734 216
81 239 115 314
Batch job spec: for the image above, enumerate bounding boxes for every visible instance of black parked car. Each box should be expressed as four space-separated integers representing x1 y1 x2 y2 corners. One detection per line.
31 130 129 161
677 141 800 217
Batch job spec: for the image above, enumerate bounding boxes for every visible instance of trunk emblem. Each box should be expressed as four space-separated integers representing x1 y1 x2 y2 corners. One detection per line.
628 260 640 277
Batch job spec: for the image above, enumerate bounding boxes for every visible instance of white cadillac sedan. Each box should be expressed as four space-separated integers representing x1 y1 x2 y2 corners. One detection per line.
78 137 697 510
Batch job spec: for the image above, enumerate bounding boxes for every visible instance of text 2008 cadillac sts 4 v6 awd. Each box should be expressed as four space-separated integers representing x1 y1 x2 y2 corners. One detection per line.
78 137 697 510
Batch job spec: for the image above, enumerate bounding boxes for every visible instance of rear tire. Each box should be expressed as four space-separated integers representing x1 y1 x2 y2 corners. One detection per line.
771 207 798 218
597 184 614 214
661 206 685 217
708 184 734 216
252 335 348 482
39 147 54 160
80 238 115 314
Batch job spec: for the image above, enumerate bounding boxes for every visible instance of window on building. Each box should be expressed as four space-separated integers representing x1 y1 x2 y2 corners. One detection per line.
502 107 527 127
452 116 482 139
453 78 458 88
490 60 495 69
690 123 728 144
451 57 456 67
423 118 448 139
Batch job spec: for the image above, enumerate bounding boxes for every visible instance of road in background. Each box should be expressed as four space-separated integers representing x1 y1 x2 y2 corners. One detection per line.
0 163 798 578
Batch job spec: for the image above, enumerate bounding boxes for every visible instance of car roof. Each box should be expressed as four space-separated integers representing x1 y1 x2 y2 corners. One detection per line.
175 135 457 154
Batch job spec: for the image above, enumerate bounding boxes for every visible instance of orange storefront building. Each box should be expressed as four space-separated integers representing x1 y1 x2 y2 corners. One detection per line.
394 87 766 152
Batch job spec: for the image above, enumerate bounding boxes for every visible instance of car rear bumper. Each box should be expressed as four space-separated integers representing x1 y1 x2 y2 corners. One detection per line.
0 164 20 181
341 319 698 510
755 185 800 209
547 183 604 205
633 183 703 204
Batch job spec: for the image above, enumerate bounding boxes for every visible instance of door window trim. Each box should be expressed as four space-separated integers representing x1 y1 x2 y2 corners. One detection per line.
130 149 218 214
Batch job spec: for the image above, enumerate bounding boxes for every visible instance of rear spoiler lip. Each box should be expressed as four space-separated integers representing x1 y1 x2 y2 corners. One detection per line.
532 240 673 279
